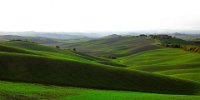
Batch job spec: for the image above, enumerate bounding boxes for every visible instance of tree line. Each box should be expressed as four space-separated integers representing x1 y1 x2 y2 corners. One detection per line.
162 44 200 53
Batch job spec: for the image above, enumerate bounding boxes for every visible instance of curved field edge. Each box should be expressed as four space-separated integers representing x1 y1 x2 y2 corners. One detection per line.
0 81 200 100
0 52 199 95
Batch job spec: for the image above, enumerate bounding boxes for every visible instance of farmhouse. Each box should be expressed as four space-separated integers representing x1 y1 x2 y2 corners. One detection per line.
149 34 172 39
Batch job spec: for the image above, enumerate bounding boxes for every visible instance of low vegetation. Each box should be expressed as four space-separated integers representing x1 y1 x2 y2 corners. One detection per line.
182 45 200 53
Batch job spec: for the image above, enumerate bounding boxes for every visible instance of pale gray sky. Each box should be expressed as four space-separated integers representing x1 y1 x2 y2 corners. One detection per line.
0 0 200 32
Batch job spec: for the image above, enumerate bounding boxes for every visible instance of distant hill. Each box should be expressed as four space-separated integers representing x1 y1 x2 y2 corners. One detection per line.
103 34 122 38
0 35 93 45
62 35 160 57
0 35 59 44
0 31 100 39
170 33 200 41
159 37 198 45
23 33 91 40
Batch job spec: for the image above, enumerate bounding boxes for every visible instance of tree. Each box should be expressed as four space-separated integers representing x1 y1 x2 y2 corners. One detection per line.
56 45 60 49
73 48 76 52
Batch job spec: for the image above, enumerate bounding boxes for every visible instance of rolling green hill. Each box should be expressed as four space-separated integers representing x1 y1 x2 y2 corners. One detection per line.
62 35 160 57
3 41 126 67
1 52 199 95
114 48 200 83
0 41 97 64
0 44 33 54
0 41 199 95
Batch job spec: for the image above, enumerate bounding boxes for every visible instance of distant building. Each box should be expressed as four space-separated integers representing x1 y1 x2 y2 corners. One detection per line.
149 34 172 39
139 34 147 37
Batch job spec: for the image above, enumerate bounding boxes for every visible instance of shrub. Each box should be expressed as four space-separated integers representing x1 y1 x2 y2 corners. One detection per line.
73 48 76 52
181 45 200 53
56 45 60 49
162 44 181 48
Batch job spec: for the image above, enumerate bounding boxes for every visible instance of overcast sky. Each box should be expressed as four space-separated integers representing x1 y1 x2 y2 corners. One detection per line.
0 0 200 32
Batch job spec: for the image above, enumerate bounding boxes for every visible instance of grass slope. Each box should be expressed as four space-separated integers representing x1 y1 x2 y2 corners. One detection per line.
3 41 125 67
62 36 160 57
0 52 199 95
0 81 200 100
0 41 97 64
0 44 33 54
4 41 62 52
115 48 200 82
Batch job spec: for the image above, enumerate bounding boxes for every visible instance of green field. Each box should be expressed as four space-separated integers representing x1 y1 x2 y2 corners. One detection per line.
0 81 200 100
0 36 200 100
114 48 200 83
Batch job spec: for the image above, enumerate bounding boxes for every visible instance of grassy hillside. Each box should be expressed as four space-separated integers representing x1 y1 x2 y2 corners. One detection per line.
0 81 200 100
114 48 200 82
0 41 96 64
1 52 199 94
62 36 160 57
3 41 126 67
4 40 62 52
171 33 200 41
0 44 33 54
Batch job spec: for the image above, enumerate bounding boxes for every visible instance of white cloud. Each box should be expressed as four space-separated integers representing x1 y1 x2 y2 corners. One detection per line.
0 0 199 32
